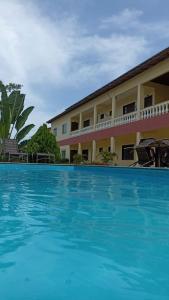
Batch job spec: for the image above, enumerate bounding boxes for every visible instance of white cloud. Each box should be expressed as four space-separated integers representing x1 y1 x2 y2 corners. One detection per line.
101 8 143 29
0 2 168 132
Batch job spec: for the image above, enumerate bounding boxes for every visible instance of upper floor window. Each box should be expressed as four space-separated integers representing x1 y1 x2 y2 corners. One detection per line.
62 123 67 134
83 119 90 127
122 144 134 160
71 122 79 131
53 128 57 136
109 111 112 116
100 113 104 119
123 102 135 115
144 95 153 108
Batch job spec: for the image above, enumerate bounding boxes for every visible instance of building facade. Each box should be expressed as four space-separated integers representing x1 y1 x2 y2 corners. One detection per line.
47 47 169 165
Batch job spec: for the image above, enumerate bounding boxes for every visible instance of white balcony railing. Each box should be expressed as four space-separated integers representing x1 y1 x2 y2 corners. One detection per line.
140 100 169 119
114 111 138 126
70 125 93 136
96 119 112 130
69 100 169 136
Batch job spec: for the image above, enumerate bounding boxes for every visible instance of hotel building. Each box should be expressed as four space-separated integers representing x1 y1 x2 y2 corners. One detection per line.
47 47 169 165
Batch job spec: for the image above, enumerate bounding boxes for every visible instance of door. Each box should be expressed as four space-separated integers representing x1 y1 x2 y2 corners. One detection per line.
82 149 88 161
70 150 78 163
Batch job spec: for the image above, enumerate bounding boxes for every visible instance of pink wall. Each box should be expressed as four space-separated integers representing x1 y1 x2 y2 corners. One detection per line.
59 113 169 146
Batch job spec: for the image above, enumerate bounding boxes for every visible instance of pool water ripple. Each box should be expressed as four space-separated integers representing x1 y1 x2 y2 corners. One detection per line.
0 165 169 299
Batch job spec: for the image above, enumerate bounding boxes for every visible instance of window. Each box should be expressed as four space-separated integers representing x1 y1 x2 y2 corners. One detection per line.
100 113 104 119
123 102 135 115
108 146 111 152
71 122 79 131
53 128 57 136
62 123 67 134
61 150 66 159
122 144 134 160
99 147 103 153
144 95 153 108
109 111 112 116
83 119 90 127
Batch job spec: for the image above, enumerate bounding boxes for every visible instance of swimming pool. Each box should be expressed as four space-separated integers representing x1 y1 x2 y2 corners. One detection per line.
0 164 169 300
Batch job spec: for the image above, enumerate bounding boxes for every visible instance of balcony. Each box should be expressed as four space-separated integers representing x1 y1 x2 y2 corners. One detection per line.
70 125 93 136
69 100 169 136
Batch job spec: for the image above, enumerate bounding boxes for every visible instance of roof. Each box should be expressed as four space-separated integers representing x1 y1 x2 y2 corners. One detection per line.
47 46 169 123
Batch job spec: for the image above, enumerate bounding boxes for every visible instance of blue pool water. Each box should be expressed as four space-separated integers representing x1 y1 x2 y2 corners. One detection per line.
0 164 169 300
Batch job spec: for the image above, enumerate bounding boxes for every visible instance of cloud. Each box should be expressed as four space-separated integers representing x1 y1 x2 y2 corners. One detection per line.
101 8 143 30
0 2 168 131
100 7 169 41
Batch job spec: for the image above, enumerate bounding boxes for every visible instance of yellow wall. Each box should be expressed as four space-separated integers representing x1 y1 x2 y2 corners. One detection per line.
50 56 169 166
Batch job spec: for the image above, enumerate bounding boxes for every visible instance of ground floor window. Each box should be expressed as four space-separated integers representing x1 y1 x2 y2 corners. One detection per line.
61 150 66 159
122 144 134 160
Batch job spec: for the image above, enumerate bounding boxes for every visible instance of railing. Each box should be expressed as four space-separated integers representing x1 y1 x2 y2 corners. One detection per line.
96 119 112 130
140 100 169 119
69 100 169 136
70 125 93 136
114 111 138 126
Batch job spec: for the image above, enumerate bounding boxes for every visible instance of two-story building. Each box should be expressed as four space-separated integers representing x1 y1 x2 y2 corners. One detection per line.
47 47 169 165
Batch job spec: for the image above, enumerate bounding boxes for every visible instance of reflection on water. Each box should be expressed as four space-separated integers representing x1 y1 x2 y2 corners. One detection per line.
0 166 169 299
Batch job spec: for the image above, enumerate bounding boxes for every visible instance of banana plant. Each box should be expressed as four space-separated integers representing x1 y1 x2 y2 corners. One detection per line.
0 81 35 142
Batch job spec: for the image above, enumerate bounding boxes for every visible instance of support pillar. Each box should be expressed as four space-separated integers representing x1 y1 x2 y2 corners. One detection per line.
137 84 144 118
136 132 141 145
135 132 142 161
110 137 115 153
93 105 97 129
78 143 82 155
92 140 96 162
79 112 82 130
111 95 116 124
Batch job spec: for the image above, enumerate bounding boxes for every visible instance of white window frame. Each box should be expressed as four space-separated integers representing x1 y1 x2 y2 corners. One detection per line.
62 123 67 134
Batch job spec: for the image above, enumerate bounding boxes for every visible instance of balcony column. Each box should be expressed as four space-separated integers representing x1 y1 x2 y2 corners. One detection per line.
135 132 142 161
79 112 82 130
92 140 96 162
137 84 144 118
111 95 116 124
93 105 97 129
78 143 82 155
110 137 115 153
136 132 141 145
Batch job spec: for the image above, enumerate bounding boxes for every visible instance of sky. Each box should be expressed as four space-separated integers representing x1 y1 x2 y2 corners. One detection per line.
0 0 169 131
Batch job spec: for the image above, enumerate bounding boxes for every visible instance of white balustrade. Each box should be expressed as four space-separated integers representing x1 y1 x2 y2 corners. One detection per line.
69 100 169 136
114 111 138 126
70 125 93 136
140 100 169 119
80 125 93 133
96 119 112 130
70 129 80 136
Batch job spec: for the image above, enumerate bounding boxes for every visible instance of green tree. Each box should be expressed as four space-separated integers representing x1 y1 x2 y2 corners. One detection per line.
26 124 60 160
0 81 35 142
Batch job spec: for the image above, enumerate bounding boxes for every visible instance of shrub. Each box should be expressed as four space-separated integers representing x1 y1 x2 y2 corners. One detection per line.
73 153 83 164
26 124 60 160
56 158 69 164
100 151 118 164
